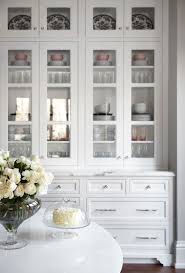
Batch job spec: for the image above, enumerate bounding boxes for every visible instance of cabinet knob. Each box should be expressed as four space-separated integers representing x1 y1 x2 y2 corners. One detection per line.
124 155 129 159
116 156 121 160
145 185 151 190
126 26 130 30
33 27 37 30
41 26 44 30
56 185 62 190
118 27 122 30
103 185 108 189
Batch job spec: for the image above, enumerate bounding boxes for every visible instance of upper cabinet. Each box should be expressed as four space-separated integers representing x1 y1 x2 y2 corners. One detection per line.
86 0 124 38
0 0 39 37
0 0 78 38
124 0 162 38
39 0 78 38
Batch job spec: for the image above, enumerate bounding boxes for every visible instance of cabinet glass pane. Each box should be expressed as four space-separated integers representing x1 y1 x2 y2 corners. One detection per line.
93 125 116 158
93 8 116 30
132 8 155 30
8 8 32 30
8 50 32 158
47 125 70 158
47 50 71 158
47 8 70 30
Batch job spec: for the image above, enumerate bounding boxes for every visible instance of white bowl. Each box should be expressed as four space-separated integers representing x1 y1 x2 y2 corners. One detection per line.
133 103 147 114
94 103 110 114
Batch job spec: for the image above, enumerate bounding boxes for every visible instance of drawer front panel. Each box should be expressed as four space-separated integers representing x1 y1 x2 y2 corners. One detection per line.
88 199 167 220
128 179 168 194
48 180 80 194
107 228 166 247
41 197 80 208
88 180 125 194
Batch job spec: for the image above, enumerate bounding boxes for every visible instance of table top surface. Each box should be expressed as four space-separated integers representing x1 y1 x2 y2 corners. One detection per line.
0 209 123 273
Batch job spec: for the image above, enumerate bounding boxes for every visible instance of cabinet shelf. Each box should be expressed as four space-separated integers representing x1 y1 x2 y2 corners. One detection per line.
93 66 116 69
93 83 116 88
131 141 154 144
131 66 154 69
131 83 155 88
93 141 116 144
131 121 154 126
47 84 71 88
47 141 70 144
47 121 71 125
8 83 32 88
47 66 70 69
93 121 116 125
8 66 31 69
8 121 32 125
8 141 31 144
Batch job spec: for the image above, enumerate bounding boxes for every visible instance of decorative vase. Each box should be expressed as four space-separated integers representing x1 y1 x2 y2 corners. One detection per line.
0 197 41 250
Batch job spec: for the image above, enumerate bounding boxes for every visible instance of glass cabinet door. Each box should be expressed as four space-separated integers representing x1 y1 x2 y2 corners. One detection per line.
124 42 162 168
0 0 38 37
86 0 123 37
40 43 77 165
0 43 39 158
124 0 162 38
40 0 77 37
86 43 123 166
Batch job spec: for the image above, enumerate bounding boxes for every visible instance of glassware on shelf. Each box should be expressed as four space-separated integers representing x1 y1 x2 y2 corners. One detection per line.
8 70 32 84
93 71 115 83
48 71 71 84
132 69 154 83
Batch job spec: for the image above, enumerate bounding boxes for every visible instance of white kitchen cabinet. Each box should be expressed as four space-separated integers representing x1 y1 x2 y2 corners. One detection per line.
39 0 78 37
86 42 124 167
86 0 123 38
0 42 39 157
124 0 162 38
0 0 39 37
40 42 78 166
0 0 78 38
124 42 162 169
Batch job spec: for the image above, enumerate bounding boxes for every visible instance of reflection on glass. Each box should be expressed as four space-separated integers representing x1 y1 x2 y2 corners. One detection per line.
8 8 32 30
47 8 70 30
47 143 70 158
132 143 154 158
47 125 70 141
132 8 155 30
47 98 70 122
93 8 116 30
8 125 31 142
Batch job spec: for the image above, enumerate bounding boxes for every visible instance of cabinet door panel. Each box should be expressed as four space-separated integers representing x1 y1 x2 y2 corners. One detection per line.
40 42 78 166
86 0 123 37
0 43 39 157
86 42 123 167
124 0 162 38
40 0 78 37
0 0 38 37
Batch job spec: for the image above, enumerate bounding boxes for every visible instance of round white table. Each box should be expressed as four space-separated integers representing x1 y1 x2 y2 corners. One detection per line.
0 210 123 273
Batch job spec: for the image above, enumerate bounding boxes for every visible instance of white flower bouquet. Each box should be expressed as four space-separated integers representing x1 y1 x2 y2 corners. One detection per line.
0 150 54 201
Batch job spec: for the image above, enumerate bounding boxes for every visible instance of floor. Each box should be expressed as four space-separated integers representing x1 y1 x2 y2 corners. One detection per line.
121 265 185 273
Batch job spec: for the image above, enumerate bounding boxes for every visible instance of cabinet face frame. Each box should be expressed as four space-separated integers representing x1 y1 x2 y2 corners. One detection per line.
0 0 39 38
39 42 78 166
124 41 162 169
85 42 124 167
86 0 123 38
124 0 162 38
39 0 78 38
0 42 39 156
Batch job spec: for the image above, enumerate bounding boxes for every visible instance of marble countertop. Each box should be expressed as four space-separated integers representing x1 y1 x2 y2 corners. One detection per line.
0 210 123 273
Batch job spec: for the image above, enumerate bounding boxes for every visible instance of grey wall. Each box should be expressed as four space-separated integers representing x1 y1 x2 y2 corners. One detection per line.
169 0 185 241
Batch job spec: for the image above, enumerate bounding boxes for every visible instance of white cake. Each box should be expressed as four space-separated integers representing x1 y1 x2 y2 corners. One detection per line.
53 207 84 227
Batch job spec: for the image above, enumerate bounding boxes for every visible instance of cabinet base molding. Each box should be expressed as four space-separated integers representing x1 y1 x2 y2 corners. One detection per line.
123 253 173 266
175 241 185 268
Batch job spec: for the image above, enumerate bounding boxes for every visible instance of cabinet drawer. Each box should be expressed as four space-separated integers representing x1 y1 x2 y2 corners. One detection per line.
88 180 125 194
88 199 167 220
107 228 166 247
41 197 80 208
48 180 79 194
128 179 168 194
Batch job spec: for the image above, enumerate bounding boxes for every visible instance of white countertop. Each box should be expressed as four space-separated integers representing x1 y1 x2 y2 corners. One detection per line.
0 210 123 273
45 169 175 177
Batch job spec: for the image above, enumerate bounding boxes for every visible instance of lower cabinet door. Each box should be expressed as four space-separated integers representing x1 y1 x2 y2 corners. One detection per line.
87 198 167 221
106 227 167 248
41 197 80 208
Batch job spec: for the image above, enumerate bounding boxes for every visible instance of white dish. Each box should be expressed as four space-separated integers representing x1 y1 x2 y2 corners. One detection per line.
132 114 152 121
133 103 147 114
48 61 66 66
93 115 115 121
14 60 29 66
133 60 148 66
94 61 112 66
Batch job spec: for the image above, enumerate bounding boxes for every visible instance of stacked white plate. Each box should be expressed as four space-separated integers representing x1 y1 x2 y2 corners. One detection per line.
132 113 152 121
94 61 112 66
